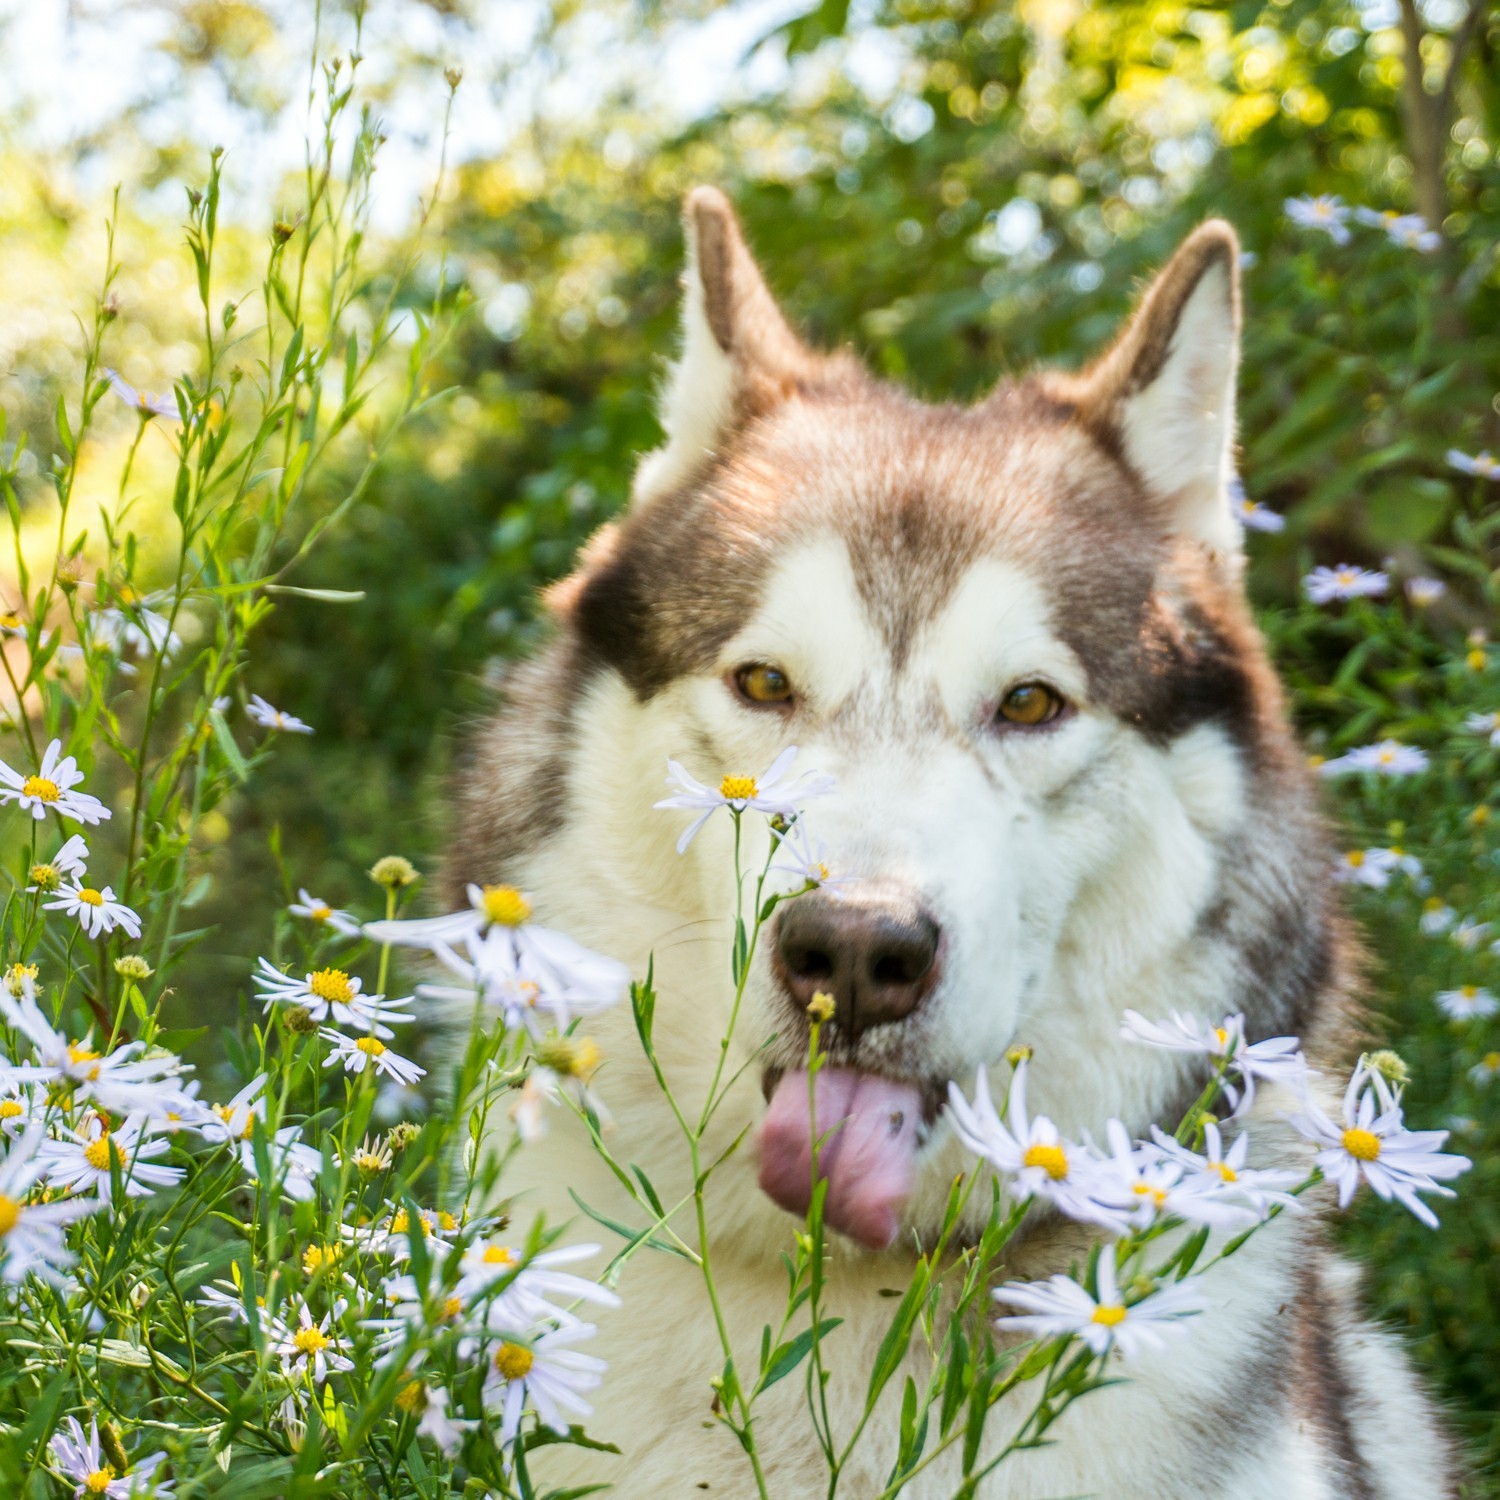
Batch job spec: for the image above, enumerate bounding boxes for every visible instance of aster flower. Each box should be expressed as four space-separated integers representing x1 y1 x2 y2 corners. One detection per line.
412 1384 474 1457
26 834 90 892
0 1123 103 1285
0 739 111 823
341 1133 394 1175
1332 847 1400 889
1469 1052 1500 1086
1150 1121 1304 1218
1287 1068 1470 1228
1447 449 1500 481
945 1062 1124 1228
1353 207 1440 252
654 745 837 853
49 1414 174 1498
1419 899 1456 935
1118 1009 1306 1113
239 1123 323 1202
993 1243 1204 1361
479 1321 607 1451
271 1299 354 1384
453 1238 621 1324
769 819 853 895
1463 711 1500 749
246 694 313 734
1436 986 1498 1022
39 1114 185 1201
1284 194 1351 244
1228 477 1285 533
344 1204 464 1259
1317 740 1428 777
1404 577 1445 607
195 1073 270 1146
1303 564 1388 604
91 597 182 665
196 1278 259 1325
288 888 361 938
0 1081 48 1139
104 367 179 421
44 881 143 940
253 958 412 1036
1092 1122 1259 1231
320 1029 426 1087
1451 918 1491 951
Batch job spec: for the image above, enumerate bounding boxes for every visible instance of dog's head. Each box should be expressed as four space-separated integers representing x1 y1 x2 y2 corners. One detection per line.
545 190 1321 1248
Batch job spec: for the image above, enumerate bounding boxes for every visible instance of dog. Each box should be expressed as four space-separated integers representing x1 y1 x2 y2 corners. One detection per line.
443 188 1462 1497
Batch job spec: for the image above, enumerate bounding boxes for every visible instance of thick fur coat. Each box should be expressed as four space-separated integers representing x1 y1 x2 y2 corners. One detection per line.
443 190 1461 1497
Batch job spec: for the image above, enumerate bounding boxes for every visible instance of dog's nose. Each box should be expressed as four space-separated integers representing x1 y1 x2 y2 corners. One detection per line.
773 889 942 1037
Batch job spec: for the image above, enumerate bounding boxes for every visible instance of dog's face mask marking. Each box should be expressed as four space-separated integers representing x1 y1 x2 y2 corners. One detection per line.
560 189 1283 1246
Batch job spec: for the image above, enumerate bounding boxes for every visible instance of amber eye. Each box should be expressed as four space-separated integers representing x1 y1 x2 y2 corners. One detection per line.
997 682 1065 727
734 663 794 707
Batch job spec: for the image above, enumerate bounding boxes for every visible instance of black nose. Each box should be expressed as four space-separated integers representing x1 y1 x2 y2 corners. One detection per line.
773 888 942 1038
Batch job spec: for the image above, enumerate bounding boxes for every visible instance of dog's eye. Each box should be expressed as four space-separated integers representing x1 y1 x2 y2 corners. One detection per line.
734 663 794 707
997 682 1065 727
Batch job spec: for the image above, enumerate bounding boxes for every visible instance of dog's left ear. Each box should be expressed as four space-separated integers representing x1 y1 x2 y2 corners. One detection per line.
1068 220 1242 560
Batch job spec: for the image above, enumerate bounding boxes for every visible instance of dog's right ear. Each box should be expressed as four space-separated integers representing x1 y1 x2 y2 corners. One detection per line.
632 187 820 508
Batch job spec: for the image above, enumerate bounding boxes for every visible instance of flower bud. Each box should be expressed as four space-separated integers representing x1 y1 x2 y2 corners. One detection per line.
28 863 60 892
130 1280 152 1310
386 1121 421 1151
114 954 154 980
536 1036 601 1079
4 962 38 998
444 65 463 89
1366 1050 1410 1088
273 219 296 245
806 990 835 1024
282 1005 318 1035
1005 1044 1034 1067
370 855 419 890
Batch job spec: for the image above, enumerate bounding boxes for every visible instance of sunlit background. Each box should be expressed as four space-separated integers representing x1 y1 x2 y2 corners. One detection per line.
2 0 1499 1476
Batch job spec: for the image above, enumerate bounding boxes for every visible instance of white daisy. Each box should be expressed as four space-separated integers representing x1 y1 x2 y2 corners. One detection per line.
478 1321 607 1450
0 1123 102 1284
196 1073 270 1146
1228 477 1284 533
1284 194 1351 244
1353 206 1440 251
1448 449 1500 481
945 1062 1125 1228
44 881 142 940
26 834 90 892
92 599 182 664
49 1414 174 1498
0 739 111 824
288 889 362 938
412 1384 474 1457
246 694 313 734
1451 918 1491 951
1463 711 1500 749
1404 576 1445 607
1419 900 1456 935
104 367 179 421
1092 1122 1258 1231
253 958 412 1036
0 1081 49 1139
1317 740 1428 777
39 1114 185 1201
1332 847 1400 889
993 1243 1205 1361
769 819 853 895
197 1277 258 1324
1303 564 1388 604
271 1299 354 1383
1436 986 1498 1022
319 1029 426 1087
1468 1051 1500 1086
1287 1068 1470 1228
239 1124 323 1202
1150 1121 1304 1218
1118 1009 1306 1113
344 1204 463 1259
654 745 837 853
453 1238 621 1324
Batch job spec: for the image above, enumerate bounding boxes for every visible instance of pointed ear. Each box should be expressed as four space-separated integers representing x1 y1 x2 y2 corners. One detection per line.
632 187 822 507
1069 221 1242 559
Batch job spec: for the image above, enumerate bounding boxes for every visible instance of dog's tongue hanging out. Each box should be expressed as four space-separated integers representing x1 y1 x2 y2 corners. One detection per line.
758 1068 923 1250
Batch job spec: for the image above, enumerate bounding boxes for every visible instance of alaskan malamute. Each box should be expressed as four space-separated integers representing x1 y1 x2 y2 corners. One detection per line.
445 189 1460 1497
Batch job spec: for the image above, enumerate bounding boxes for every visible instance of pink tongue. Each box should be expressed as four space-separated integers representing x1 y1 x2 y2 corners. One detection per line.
758 1067 922 1250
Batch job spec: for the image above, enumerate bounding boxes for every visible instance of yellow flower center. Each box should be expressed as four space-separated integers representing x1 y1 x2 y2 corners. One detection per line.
719 774 758 801
442 1295 463 1319
1021 1143 1069 1180
482 1244 515 1265
1345 850 1365 868
1460 986 1478 1000
1090 1303 1128 1328
68 1041 100 1066
1132 1182 1168 1206
0 1195 21 1237
4 962 38 996
494 1342 534 1381
0 1101 22 1120
29 863 58 888
77 888 105 907
308 968 354 1005
21 776 60 802
84 1133 119 1172
481 885 532 927
1468 649 1487 672
437 1210 458 1231
1336 569 1357 587
84 1470 116 1495
354 1150 386 1172
1210 1161 1237 1183
309 905 333 922
1213 1027 1230 1048
1342 1127 1381 1162
293 1325 331 1357
303 1245 337 1273
0 611 21 629
395 1380 426 1415
1482 1052 1500 1071
355 1037 386 1057
1378 749 1395 763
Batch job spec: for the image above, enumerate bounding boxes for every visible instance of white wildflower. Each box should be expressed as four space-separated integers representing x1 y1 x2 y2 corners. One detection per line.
1303 564 1388 604
253 958 412 1035
479 1322 607 1451
43 881 143 940
1119 1009 1306 1114
1284 194 1351 244
0 739 111 824
654 745 836 853
49 1414 174 1498
1316 740 1428 777
1436 986 1498 1022
288 888 362 938
271 1299 354 1383
320 1029 426 1087
1463 711 1500 749
0 1123 102 1285
39 1114 184 1201
246 694 313 734
1447 449 1500 481
1332 848 1400 888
